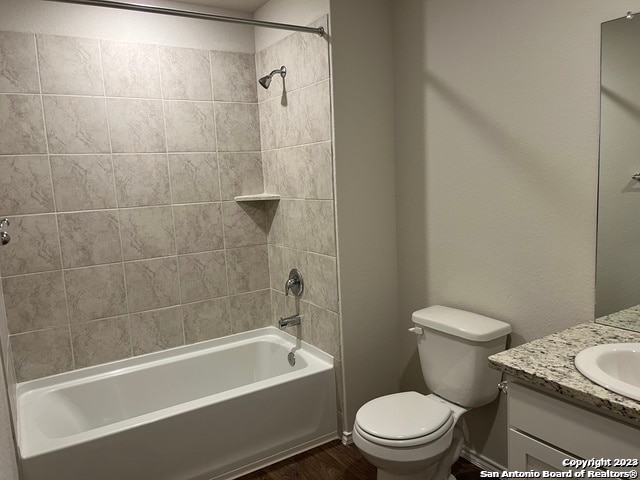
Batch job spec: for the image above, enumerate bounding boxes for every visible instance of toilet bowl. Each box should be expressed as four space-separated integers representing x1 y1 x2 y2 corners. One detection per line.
353 306 511 480
353 392 468 480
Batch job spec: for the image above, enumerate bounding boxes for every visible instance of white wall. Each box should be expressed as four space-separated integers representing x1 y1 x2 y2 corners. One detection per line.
253 0 329 51
330 0 400 434
393 0 640 467
0 0 255 51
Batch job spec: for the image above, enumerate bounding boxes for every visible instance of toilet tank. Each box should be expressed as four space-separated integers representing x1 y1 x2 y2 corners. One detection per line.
412 306 511 408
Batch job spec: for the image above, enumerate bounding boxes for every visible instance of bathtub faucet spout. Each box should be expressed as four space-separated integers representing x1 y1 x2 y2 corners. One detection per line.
278 314 301 329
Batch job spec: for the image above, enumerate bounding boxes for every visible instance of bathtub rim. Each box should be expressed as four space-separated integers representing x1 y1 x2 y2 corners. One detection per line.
17 326 335 460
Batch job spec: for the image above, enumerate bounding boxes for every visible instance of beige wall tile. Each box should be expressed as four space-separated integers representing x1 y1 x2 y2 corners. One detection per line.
173 203 223 254
130 306 183 355
303 141 333 200
0 31 39 93
222 202 267 248
124 257 180 313
273 147 306 198
101 40 161 98
278 81 331 148
210 51 257 103
37 34 103 95
10 327 73 382
107 98 166 153
182 297 231 344
58 210 122 268
65 264 127 323
3 271 68 334
0 156 54 215
113 154 171 207
50 155 117 211
226 245 269 295
258 98 278 151
280 199 307 250
306 252 338 312
276 143 334 200
305 200 336 256
270 289 285 324
268 245 284 292
164 100 216 153
178 251 227 303
71 316 131 368
119 206 175 261
301 301 340 359
229 289 272 333
43 95 110 154
0 94 46 154
169 153 220 204
0 27 338 383
159 46 211 101
261 150 279 194
0 214 61 276
214 103 261 152
266 201 283 246
218 152 263 200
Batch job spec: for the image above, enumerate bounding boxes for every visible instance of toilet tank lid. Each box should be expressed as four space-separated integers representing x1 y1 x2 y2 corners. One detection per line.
412 306 511 342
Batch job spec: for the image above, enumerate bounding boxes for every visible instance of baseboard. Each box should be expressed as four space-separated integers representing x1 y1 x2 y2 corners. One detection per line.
461 447 506 472
341 431 353 445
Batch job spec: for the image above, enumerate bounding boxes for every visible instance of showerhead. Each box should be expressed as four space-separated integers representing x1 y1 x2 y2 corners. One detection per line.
258 66 286 89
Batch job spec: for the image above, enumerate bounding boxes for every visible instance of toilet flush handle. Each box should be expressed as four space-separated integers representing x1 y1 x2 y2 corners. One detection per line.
408 327 423 335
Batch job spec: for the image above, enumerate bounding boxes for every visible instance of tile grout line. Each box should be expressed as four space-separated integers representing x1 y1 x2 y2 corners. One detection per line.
157 44 186 348
32 33 77 373
98 37 134 360
211 50 233 320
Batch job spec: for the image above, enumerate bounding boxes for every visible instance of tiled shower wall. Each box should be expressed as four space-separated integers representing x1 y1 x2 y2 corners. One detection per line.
0 18 341 412
257 18 343 422
0 31 272 382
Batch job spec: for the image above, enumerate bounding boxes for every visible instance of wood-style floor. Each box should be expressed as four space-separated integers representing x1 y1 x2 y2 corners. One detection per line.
240 440 483 480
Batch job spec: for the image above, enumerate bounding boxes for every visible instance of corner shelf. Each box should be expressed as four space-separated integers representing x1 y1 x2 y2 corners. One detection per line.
234 193 281 202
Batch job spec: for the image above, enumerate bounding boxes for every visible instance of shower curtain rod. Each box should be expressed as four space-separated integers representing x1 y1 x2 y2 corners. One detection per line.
43 0 325 36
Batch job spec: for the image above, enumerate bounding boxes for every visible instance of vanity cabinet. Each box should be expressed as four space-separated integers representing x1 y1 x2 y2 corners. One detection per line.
508 382 640 471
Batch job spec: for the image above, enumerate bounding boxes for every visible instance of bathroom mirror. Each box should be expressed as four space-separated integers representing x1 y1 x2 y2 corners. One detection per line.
595 12 640 332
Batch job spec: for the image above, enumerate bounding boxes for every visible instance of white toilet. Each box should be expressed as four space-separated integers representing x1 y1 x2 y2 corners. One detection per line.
353 305 511 480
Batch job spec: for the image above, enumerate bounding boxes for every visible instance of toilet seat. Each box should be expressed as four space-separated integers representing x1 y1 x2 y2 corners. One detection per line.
354 392 454 448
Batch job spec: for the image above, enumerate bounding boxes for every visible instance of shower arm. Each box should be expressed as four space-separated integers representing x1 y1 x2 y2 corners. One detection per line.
269 67 286 78
42 0 325 37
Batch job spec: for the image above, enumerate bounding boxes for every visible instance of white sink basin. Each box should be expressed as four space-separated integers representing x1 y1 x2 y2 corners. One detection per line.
575 343 640 401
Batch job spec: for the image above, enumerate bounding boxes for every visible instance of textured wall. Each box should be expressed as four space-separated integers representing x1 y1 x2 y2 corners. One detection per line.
0 0 256 53
329 0 400 436
393 0 640 467
0 30 271 382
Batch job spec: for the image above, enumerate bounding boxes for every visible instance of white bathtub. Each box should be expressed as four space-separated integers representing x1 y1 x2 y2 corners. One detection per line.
17 327 337 480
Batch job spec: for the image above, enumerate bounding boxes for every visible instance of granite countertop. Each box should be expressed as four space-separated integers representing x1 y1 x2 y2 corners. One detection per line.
489 322 640 424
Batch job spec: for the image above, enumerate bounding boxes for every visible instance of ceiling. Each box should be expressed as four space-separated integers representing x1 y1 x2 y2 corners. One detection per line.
175 0 270 13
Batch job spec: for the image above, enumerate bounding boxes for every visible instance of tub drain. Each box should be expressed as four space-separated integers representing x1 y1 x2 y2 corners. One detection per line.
288 352 296 366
